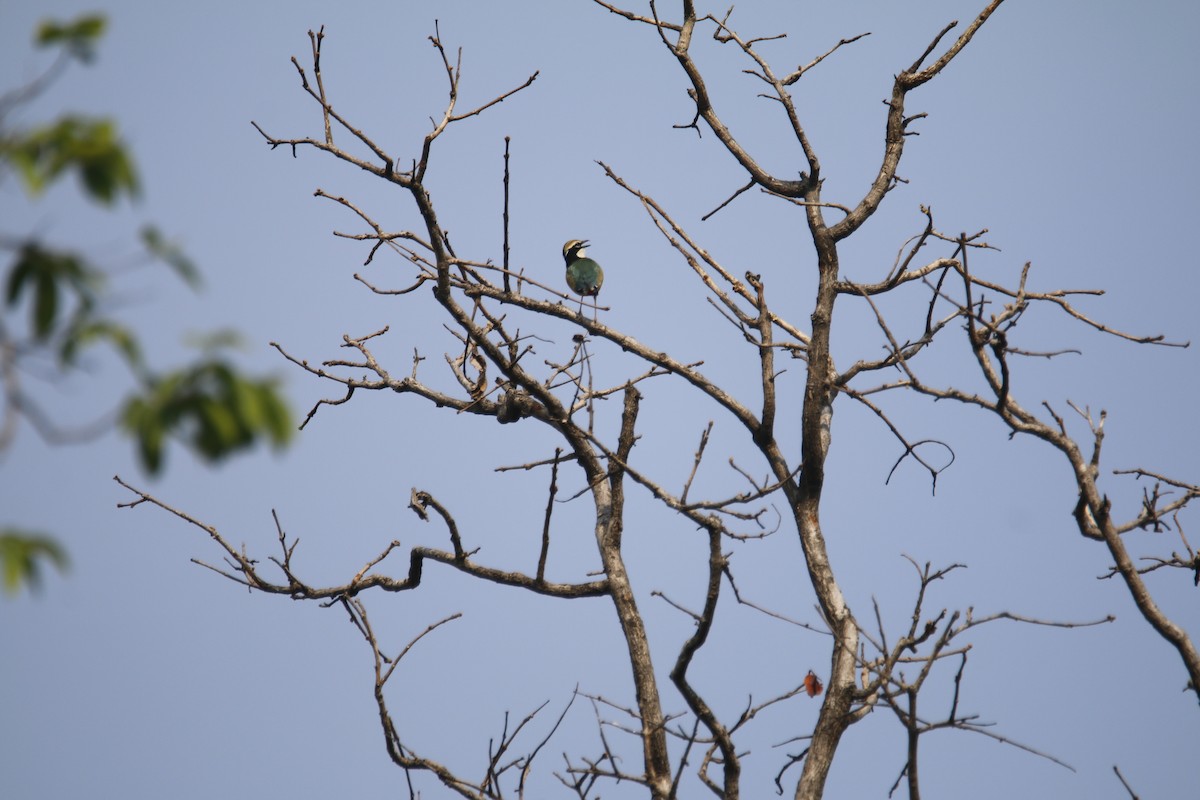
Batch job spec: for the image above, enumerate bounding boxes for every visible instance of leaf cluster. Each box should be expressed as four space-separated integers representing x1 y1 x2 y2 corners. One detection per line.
0 530 68 595
1 115 139 202
1 15 294 595
35 14 106 64
121 356 292 474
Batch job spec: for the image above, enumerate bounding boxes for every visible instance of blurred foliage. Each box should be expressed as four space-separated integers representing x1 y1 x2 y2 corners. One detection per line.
122 353 292 474
1 14 294 596
0 531 69 595
4 115 139 202
35 15 107 63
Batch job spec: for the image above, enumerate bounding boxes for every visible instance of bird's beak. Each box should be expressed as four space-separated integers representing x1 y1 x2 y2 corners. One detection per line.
580 240 590 248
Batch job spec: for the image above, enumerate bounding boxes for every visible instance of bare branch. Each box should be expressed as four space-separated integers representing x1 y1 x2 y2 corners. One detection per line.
1113 764 1141 800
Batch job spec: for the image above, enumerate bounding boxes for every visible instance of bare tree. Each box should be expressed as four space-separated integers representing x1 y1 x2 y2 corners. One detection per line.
117 2 1197 798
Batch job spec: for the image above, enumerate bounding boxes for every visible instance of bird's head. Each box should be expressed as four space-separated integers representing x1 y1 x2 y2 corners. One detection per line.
563 239 589 263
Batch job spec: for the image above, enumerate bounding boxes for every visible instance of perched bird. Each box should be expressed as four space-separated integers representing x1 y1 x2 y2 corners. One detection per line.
563 239 604 317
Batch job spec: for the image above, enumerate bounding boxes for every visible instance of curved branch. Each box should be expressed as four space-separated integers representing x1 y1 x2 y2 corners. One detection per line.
828 0 1006 242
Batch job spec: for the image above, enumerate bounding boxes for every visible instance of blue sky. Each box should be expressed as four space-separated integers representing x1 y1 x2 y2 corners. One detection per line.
3 1 1198 798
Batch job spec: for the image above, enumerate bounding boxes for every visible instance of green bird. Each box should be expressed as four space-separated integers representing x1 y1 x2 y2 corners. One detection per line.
563 239 604 318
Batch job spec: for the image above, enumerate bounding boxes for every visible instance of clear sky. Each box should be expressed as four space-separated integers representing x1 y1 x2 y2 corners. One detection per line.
3 1 1198 798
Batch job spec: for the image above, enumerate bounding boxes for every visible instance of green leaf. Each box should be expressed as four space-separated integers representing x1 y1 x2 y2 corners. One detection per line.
0 531 69 595
141 226 202 289
260 386 294 446
33 270 59 339
59 317 143 368
5 116 139 203
35 15 107 63
5 243 100 342
197 395 242 456
121 395 164 474
120 356 293 474
5 249 36 306
183 329 244 352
